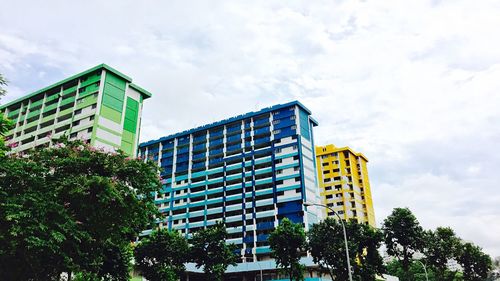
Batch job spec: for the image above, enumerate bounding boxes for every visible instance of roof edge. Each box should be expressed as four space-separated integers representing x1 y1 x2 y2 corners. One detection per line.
1 64 134 109
139 100 314 148
130 83 152 99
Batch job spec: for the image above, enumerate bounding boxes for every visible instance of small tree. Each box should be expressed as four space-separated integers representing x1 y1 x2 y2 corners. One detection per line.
456 242 492 281
134 229 190 281
269 218 307 281
382 207 424 279
190 221 238 281
308 218 385 280
424 227 461 281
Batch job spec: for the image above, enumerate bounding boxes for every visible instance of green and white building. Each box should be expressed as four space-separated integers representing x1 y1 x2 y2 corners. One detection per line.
0 64 151 156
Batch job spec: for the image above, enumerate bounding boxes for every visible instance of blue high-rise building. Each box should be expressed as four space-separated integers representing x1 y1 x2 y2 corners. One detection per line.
139 101 323 279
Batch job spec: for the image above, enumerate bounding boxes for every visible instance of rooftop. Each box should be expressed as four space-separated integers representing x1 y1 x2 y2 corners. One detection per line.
0 63 152 110
139 100 318 148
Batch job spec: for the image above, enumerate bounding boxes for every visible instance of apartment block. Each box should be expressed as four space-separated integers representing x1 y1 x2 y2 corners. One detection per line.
0 64 151 156
139 101 323 278
315 144 376 227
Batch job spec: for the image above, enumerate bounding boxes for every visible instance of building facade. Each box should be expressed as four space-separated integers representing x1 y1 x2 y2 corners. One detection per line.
139 101 324 278
0 64 151 156
315 144 376 227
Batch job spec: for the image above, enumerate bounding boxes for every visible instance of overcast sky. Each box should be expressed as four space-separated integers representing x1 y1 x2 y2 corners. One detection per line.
1 0 499 257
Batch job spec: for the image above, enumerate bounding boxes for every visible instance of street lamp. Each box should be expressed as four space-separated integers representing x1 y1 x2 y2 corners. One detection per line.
304 201 353 281
416 260 429 281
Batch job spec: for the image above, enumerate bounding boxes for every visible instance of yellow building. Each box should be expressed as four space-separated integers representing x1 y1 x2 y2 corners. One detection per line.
315 144 376 227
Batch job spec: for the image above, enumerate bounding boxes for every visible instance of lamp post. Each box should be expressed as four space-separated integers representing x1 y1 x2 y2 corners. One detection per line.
304 201 353 281
416 260 429 281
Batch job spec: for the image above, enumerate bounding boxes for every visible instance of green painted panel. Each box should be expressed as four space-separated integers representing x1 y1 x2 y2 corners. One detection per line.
60 97 75 107
122 97 139 133
105 72 126 90
102 95 123 112
76 95 98 110
121 141 133 155
43 103 58 113
80 75 100 88
27 109 40 119
100 105 122 124
45 94 59 103
122 130 135 143
63 86 77 95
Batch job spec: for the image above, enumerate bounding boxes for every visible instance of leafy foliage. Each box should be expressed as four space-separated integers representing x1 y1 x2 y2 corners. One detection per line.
424 227 461 281
456 242 492 281
0 73 7 97
0 139 161 280
308 218 385 280
382 207 425 278
269 218 307 281
190 221 238 281
0 74 14 157
134 229 190 281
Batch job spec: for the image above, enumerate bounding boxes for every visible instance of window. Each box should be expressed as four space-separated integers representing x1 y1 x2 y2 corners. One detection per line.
72 120 80 126
276 170 282 175
290 115 296 120
292 145 297 150
272 120 280 125
89 115 94 121
274 159 282 164
91 104 97 109
294 166 300 172
70 132 77 139
293 155 299 160
87 128 92 133
74 109 82 115
322 162 328 166
323 170 330 174
78 87 86 93
273 129 281 134
291 125 297 130
275 148 282 153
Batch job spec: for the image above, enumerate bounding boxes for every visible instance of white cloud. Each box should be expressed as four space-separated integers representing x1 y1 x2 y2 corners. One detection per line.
1 0 499 256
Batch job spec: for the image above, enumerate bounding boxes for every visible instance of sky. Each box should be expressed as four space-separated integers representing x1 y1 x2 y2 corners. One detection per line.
1 0 499 257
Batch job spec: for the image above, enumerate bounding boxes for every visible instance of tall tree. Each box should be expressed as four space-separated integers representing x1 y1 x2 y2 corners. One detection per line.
269 218 307 281
308 218 385 281
190 221 238 281
455 242 492 281
424 227 461 281
382 207 425 279
0 73 7 97
134 229 190 281
0 139 161 280
0 73 13 157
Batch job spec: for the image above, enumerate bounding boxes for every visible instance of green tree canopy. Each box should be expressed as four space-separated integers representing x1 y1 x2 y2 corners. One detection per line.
308 217 385 281
424 227 461 281
190 221 238 281
382 207 425 278
456 242 492 281
269 218 307 281
134 229 190 281
0 139 161 280
0 73 14 157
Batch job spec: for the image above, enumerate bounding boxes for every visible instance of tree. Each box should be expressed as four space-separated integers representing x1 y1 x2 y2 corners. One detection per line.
386 259 437 281
308 218 385 281
424 227 461 281
190 221 238 281
0 73 7 97
134 229 190 281
0 73 14 157
0 139 161 280
456 242 492 281
382 207 425 279
269 218 307 281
